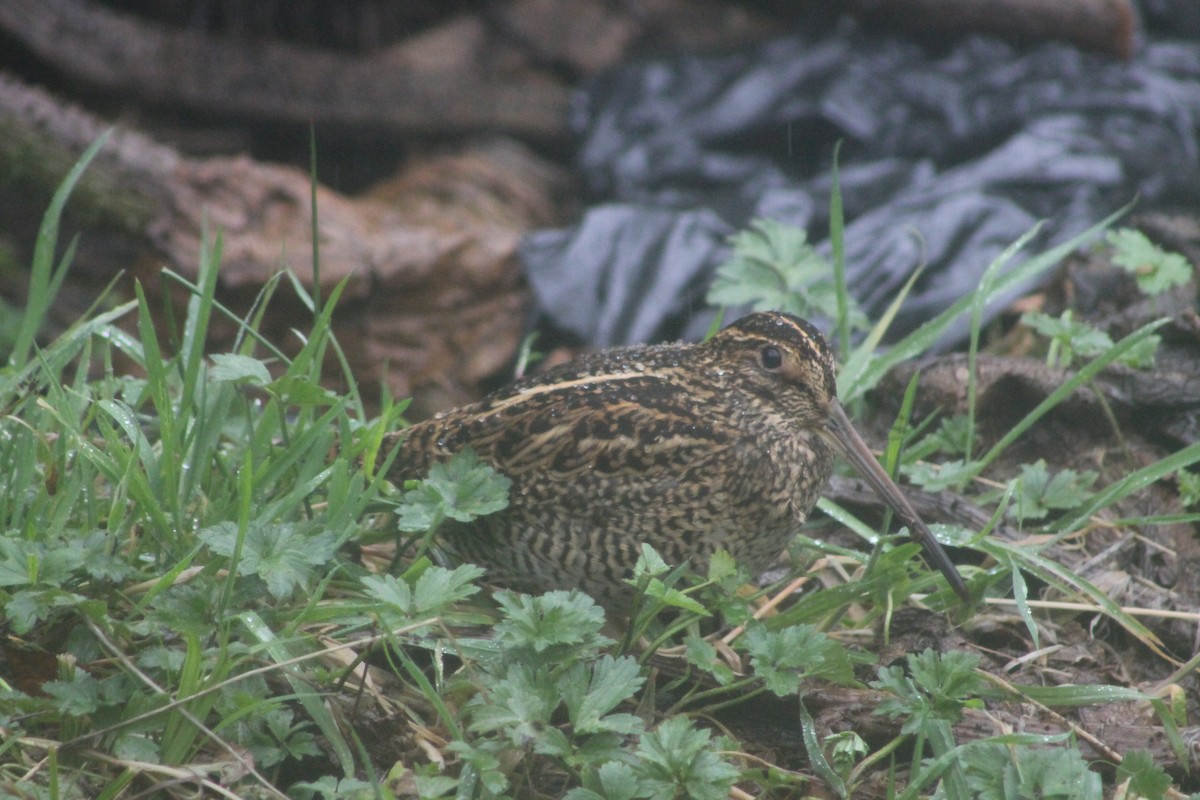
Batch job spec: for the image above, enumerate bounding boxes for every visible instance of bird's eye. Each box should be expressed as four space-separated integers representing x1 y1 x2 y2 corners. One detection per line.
759 345 783 370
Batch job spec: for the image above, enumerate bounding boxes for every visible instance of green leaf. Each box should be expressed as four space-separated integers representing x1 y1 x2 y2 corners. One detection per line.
5 587 87 634
634 717 740 800
445 738 509 795
1116 750 1171 800
209 353 272 385
743 622 851 696
826 730 869 775
411 770 459 799
467 663 557 745
0 539 38 586
706 218 868 329
1107 228 1193 295
493 590 610 655
568 761 641 800
685 634 735 685
396 447 510 531
872 649 981 736
411 563 485 611
267 373 339 407
1006 459 1098 521
74 531 135 583
640 577 708 615
112 734 160 763
0 537 87 587
1021 309 1160 370
554 663 589 727
907 648 981 705
1177 469 1200 508
360 573 412 613
362 565 483 618
962 742 1102 800
42 672 104 716
199 521 337 599
1116 333 1162 369
566 655 645 735
632 543 671 578
921 415 972 458
706 549 737 581
291 775 379 800
136 645 187 674
903 458 979 492
1023 310 1112 353
243 708 321 768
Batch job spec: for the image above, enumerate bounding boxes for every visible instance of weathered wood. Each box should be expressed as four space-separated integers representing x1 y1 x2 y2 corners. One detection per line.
0 74 567 415
0 0 570 138
848 0 1137 59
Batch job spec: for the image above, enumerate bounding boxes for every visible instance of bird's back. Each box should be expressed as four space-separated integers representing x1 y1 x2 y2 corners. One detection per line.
387 340 833 608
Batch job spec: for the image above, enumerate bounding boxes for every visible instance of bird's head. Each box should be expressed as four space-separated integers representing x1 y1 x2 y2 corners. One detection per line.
707 311 969 601
705 311 838 427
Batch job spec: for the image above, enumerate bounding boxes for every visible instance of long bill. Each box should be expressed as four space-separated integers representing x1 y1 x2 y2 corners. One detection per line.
824 401 970 602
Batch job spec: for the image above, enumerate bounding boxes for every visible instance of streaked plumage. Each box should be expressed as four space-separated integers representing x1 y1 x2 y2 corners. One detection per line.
388 311 967 609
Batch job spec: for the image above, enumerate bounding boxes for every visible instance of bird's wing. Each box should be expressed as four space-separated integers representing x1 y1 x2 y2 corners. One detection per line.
388 374 753 503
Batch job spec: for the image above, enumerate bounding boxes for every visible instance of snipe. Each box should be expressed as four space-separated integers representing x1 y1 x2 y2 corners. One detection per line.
387 311 968 609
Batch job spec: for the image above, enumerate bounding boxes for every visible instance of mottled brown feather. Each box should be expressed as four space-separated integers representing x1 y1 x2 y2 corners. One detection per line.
386 311 963 609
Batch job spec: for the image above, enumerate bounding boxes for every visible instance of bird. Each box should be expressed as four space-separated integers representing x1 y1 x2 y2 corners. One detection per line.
386 311 968 610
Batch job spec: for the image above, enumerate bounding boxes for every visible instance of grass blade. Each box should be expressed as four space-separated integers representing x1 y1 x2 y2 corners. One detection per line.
975 318 1169 476
8 130 112 369
830 141 849 363
1049 436 1200 539
239 611 356 776
842 203 1130 402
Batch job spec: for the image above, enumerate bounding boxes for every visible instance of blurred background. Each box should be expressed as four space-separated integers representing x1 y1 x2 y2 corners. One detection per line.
1 0 1198 415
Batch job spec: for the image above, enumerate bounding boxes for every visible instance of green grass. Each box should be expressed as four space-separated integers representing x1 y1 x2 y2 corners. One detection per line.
1 140 1196 799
